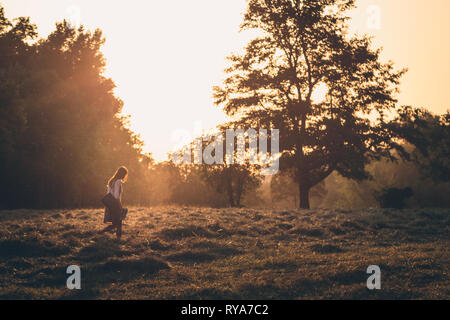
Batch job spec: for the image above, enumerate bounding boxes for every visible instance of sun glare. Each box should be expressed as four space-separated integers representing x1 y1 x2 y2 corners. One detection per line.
311 82 329 104
2 0 449 162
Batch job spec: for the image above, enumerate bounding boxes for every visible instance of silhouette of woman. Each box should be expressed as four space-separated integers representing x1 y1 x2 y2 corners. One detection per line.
99 166 128 240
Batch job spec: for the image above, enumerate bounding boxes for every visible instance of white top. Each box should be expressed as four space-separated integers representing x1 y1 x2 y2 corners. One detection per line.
107 179 122 200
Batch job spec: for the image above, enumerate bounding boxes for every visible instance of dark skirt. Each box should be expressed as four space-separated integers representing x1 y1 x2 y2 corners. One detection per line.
103 196 122 226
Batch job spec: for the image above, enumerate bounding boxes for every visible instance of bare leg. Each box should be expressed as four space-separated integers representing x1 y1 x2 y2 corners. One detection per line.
115 221 122 240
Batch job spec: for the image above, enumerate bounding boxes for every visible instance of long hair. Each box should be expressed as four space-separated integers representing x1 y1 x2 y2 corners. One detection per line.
107 166 128 187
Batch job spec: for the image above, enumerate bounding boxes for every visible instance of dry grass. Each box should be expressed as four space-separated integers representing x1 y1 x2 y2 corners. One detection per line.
0 207 448 299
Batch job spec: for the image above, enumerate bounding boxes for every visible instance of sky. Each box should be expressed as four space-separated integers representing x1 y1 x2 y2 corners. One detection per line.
2 0 449 161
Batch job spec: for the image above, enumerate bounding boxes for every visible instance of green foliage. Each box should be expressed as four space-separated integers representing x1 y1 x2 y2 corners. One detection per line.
393 106 449 182
0 5 446 211
270 169 326 207
169 128 264 207
202 163 263 207
317 156 450 209
172 164 229 207
214 0 406 208
376 187 413 209
0 7 153 209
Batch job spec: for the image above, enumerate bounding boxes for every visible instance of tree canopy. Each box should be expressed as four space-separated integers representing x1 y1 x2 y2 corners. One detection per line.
0 6 153 209
392 106 449 183
214 0 406 208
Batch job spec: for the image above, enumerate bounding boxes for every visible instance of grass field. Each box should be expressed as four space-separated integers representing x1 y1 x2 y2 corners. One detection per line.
0 207 448 299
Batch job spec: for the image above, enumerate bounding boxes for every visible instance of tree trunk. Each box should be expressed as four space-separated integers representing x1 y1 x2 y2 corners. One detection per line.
235 191 241 207
227 191 235 207
235 178 244 207
227 182 235 207
298 182 310 209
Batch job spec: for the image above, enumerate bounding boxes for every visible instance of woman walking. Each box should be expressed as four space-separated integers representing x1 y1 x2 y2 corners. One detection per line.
99 166 128 240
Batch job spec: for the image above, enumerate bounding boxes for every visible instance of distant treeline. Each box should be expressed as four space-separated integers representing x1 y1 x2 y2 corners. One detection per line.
0 5 448 210
148 150 450 209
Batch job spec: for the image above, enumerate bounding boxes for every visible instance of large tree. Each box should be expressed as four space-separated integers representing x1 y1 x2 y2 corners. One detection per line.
214 0 406 208
270 169 326 207
0 6 153 209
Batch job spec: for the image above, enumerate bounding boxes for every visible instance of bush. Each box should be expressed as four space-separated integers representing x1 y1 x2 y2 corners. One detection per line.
377 187 413 209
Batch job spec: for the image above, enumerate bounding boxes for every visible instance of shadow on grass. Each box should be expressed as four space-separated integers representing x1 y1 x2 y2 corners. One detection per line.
75 238 131 263
90 256 170 280
290 227 324 237
143 239 173 251
174 270 416 299
62 230 96 239
17 256 170 298
157 225 216 241
166 245 242 264
0 239 68 259
309 244 344 254
174 287 237 299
